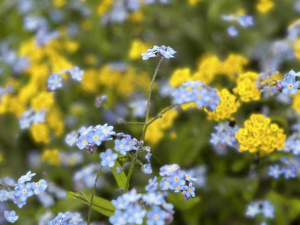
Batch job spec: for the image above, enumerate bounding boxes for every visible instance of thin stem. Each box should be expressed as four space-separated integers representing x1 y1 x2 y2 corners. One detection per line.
147 104 178 128
87 166 102 225
140 57 164 141
125 151 138 192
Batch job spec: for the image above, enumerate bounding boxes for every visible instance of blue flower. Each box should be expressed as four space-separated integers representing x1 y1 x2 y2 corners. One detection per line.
18 171 36 184
13 197 26 208
142 192 164 205
65 131 78 146
169 171 185 191
281 75 300 94
87 130 102 146
32 110 46 124
147 206 167 225
142 164 152 174
38 192 55 207
47 73 63 91
159 164 180 176
146 153 152 162
145 177 158 192
112 196 129 209
141 45 176 60
31 179 47 194
283 166 297 179
109 209 128 225
228 26 238 36
245 202 260 218
268 165 281 179
160 177 171 191
100 149 118 167
125 135 138 150
15 183 34 201
123 189 142 203
183 182 195 198
69 66 84 81
127 205 146 224
114 138 131 155
238 15 254 27
4 211 18 223
76 135 89 150
261 201 274 219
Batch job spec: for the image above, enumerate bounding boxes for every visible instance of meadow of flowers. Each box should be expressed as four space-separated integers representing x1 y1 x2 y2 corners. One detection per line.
1 0 300 224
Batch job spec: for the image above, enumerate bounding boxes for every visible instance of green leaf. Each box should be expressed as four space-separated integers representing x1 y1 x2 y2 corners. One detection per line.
110 161 127 190
67 191 115 217
167 192 201 211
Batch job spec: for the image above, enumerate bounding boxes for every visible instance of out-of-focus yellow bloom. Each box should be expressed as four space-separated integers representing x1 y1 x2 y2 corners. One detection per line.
292 93 300 114
31 92 55 111
145 110 178 145
193 55 222 85
47 108 64 137
233 72 261 102
85 54 97 66
187 0 201 6
129 39 151 60
81 20 92 31
256 0 274 14
222 54 248 81
294 39 300 60
81 69 100 93
169 68 192 87
52 0 66 8
207 89 240 121
42 149 60 165
97 0 112 15
30 124 50 144
236 114 285 156
129 11 145 23
0 153 3 164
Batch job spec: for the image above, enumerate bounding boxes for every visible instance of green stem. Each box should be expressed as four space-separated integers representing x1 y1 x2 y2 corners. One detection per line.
125 151 138 192
146 104 178 128
140 57 164 141
87 166 102 225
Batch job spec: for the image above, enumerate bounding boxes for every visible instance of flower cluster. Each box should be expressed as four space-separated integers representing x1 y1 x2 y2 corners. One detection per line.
141 45 176 60
109 164 196 225
233 72 261 102
172 80 220 111
235 114 286 156
48 211 85 225
246 200 274 220
210 121 239 151
76 124 115 152
269 164 296 179
207 89 241 121
47 67 84 91
222 11 254 36
0 171 47 223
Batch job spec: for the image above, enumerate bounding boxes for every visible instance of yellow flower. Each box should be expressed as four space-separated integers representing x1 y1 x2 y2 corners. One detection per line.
256 0 274 14
294 39 300 60
31 92 55 111
47 107 64 137
145 110 178 145
129 11 145 23
292 93 300 114
97 0 112 15
42 149 60 165
236 114 285 156
207 89 240 121
0 153 3 164
222 54 248 81
233 71 261 102
187 0 201 6
30 124 50 144
52 0 66 8
169 68 192 87
129 39 151 60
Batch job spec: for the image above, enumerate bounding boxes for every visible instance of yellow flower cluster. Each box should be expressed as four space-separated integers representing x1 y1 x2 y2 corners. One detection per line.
236 114 286 156
42 149 61 166
233 72 261 102
145 110 178 145
128 39 152 60
256 0 274 14
30 124 50 144
97 0 113 15
207 89 241 121
292 93 300 114
169 54 248 87
294 39 300 60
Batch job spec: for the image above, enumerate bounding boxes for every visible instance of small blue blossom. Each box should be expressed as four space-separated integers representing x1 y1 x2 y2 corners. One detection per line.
69 66 84 81
261 201 274 219
31 179 47 194
15 183 34 202
159 164 180 176
18 171 36 184
47 73 63 91
4 210 18 223
114 138 131 155
238 15 254 27
109 209 128 225
143 192 164 205
245 202 260 218
228 26 238 36
141 45 176 60
283 166 297 179
183 182 195 198
160 177 171 191
127 205 146 224
281 75 300 94
142 164 152 174
269 165 281 179
76 135 89 150
65 131 79 146
100 149 118 167
147 206 167 225
145 176 158 192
